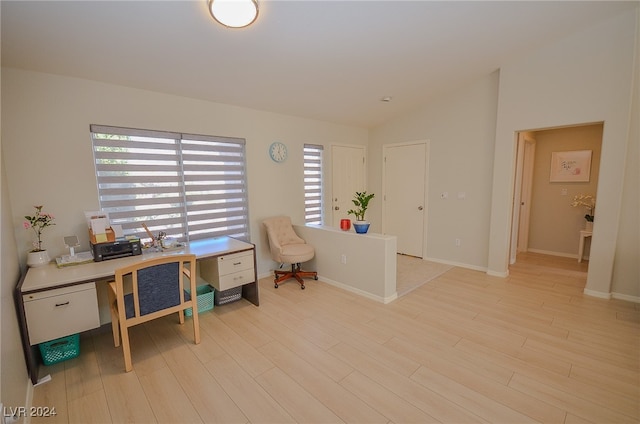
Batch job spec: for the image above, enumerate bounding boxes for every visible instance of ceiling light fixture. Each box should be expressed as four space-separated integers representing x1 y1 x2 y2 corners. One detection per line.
381 96 393 102
208 0 259 29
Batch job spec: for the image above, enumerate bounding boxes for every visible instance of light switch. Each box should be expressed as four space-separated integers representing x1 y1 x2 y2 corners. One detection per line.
457 192 466 200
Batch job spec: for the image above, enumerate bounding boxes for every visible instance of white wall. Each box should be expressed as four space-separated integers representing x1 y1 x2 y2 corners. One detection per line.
488 8 638 297
1 69 368 277
1 149 30 415
611 10 639 300
369 71 500 270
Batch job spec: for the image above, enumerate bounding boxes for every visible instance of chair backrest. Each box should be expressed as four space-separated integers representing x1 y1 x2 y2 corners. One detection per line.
263 216 305 262
114 254 197 321
136 261 181 316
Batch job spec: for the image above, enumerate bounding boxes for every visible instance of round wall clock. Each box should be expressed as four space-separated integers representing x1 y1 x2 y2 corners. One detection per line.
269 141 288 163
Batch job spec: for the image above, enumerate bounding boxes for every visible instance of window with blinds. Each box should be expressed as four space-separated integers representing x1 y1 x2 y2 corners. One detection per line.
303 144 323 225
90 125 249 243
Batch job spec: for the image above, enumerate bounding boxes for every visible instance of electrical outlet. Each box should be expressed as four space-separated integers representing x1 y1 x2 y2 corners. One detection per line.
455 238 461 247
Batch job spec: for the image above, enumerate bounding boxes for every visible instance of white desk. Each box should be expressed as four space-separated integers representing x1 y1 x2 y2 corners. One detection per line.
578 230 592 263
16 236 257 384
21 237 254 293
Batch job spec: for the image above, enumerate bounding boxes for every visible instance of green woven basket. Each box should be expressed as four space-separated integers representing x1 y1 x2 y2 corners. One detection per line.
39 333 80 366
185 285 214 316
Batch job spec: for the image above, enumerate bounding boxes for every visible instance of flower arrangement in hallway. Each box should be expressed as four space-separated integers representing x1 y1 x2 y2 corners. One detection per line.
571 194 595 222
24 205 55 252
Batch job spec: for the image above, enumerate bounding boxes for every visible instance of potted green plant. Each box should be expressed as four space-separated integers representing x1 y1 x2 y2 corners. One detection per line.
347 191 375 233
23 205 55 267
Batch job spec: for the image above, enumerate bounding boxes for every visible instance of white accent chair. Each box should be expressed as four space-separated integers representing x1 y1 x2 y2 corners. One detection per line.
263 216 318 289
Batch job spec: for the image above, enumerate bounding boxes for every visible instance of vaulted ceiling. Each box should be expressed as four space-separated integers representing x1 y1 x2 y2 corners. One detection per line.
2 1 635 128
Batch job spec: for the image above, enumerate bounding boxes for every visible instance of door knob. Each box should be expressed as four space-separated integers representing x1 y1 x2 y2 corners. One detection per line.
334 206 340 210
418 206 423 211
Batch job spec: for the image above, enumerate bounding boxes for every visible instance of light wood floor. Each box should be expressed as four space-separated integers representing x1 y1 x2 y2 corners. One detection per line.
32 253 639 423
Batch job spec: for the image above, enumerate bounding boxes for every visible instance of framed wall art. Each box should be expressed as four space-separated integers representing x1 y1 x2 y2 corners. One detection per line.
549 150 592 182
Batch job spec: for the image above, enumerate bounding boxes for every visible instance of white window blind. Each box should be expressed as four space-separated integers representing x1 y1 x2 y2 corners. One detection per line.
303 144 323 225
91 125 249 243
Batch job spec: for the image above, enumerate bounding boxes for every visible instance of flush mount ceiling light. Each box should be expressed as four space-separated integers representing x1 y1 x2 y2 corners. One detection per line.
381 96 393 102
208 0 259 28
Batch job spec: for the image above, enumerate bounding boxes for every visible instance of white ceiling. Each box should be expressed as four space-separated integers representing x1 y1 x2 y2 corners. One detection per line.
2 1 636 128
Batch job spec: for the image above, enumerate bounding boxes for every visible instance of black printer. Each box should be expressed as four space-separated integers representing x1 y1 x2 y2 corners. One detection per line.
89 228 142 261
91 239 142 262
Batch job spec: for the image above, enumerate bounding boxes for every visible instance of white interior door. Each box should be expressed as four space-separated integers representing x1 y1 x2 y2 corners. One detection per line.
331 145 366 227
383 142 427 257
517 137 536 253
510 133 536 263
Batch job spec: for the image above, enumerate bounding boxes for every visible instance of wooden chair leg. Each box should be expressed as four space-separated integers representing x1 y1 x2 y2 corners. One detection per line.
107 283 120 347
120 325 133 373
191 308 201 345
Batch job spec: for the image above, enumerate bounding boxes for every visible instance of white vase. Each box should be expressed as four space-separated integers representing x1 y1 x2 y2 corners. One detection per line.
585 221 594 232
27 250 50 268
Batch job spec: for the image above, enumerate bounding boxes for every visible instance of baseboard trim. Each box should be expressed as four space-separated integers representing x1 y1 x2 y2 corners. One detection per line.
612 292 640 304
583 288 612 299
486 269 510 278
317 276 395 304
527 248 587 260
24 376 34 424
582 289 638 303
423 257 487 273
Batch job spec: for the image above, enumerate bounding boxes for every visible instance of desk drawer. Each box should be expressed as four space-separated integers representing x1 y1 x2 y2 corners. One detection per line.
23 283 100 345
217 251 254 276
216 268 255 291
199 250 255 292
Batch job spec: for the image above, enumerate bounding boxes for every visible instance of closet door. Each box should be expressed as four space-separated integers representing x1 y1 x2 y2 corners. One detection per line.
383 141 427 257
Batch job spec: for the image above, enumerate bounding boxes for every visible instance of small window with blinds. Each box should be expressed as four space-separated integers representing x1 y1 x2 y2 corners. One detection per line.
90 125 249 243
303 144 323 225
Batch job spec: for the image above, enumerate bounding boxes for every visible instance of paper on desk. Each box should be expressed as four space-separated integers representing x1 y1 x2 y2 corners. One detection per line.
85 210 109 228
91 217 108 235
111 224 124 238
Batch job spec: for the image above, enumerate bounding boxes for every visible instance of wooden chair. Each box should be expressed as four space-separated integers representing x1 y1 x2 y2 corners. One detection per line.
107 254 200 372
263 216 318 289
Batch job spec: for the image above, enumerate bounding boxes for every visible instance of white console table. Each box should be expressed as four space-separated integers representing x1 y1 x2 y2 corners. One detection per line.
16 236 257 385
578 230 593 263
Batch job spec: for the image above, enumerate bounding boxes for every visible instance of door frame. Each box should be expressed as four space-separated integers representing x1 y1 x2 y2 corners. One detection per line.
381 140 430 258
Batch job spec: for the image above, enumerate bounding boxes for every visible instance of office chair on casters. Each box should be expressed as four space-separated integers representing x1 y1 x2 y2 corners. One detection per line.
107 254 200 372
263 216 318 289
